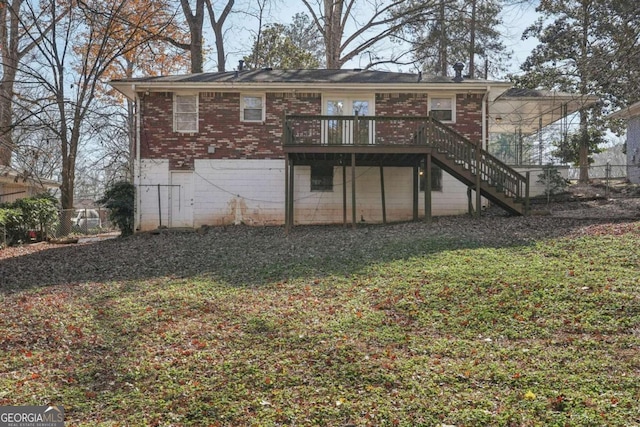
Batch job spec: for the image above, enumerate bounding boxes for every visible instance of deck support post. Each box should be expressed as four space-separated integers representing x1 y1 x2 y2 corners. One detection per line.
351 153 356 229
424 153 432 223
284 155 290 232
467 187 474 215
412 164 419 221
475 145 482 218
286 157 295 232
525 171 530 215
342 163 347 227
379 164 387 224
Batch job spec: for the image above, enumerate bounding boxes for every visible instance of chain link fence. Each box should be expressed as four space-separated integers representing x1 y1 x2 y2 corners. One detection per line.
568 164 629 181
1 208 114 247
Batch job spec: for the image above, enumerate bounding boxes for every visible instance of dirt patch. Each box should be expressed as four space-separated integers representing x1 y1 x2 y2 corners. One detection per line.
530 182 640 219
1 183 638 289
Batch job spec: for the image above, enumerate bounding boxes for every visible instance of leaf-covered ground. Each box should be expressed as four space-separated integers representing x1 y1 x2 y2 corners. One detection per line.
1 208 639 425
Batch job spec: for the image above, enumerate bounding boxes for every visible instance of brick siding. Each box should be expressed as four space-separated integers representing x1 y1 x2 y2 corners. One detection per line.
139 90 483 169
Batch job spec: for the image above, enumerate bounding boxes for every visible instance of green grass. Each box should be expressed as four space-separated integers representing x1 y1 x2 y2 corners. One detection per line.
1 224 640 426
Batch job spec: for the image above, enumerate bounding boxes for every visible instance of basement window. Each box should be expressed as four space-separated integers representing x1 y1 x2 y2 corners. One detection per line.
310 165 334 191
174 94 199 132
420 163 443 192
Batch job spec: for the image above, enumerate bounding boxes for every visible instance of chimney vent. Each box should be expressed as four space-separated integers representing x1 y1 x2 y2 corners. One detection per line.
418 71 422 82
452 62 464 83
238 60 245 71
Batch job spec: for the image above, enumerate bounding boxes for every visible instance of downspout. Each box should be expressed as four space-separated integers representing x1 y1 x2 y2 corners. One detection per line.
134 84 142 231
477 85 490 216
482 85 490 150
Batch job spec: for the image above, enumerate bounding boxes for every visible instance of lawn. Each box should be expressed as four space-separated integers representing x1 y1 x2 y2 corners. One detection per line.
1 219 639 426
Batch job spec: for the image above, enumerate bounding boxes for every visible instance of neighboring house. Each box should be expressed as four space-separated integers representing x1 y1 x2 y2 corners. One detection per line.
0 165 59 204
110 67 584 231
608 102 640 184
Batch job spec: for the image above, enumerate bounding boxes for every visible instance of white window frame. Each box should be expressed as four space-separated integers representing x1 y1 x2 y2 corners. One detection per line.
321 94 375 144
428 95 456 123
240 93 266 122
173 93 199 133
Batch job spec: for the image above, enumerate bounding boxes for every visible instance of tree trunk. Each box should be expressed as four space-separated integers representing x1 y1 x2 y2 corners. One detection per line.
191 36 203 73
468 0 477 78
577 0 590 183
0 0 22 166
180 0 205 73
323 0 343 69
206 0 234 72
212 24 225 72
578 111 590 183
0 78 14 166
437 0 447 76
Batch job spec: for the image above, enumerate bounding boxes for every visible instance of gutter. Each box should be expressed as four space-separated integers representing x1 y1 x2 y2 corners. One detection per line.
110 81 513 100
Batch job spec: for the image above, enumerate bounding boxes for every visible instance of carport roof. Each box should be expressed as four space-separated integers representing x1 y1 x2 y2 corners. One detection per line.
490 88 599 135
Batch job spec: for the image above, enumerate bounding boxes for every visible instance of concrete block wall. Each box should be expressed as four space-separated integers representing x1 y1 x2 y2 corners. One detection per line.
138 159 170 230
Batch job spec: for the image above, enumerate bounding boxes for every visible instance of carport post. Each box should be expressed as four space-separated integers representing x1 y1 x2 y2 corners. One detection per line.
157 184 162 228
351 153 356 229
379 164 387 224
285 154 290 232
343 164 347 227
424 154 432 223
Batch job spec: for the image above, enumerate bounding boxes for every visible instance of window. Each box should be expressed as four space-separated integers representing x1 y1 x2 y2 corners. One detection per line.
241 95 265 122
310 165 333 191
420 163 443 192
174 94 198 132
430 97 454 122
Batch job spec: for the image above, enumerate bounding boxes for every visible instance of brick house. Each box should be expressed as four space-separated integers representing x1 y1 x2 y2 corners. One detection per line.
111 68 537 231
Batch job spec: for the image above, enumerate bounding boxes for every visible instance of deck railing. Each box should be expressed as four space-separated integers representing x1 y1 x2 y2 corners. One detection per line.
284 114 528 203
285 115 431 146
425 118 528 201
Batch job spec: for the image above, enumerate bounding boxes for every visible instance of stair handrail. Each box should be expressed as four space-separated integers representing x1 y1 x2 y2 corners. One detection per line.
426 116 528 201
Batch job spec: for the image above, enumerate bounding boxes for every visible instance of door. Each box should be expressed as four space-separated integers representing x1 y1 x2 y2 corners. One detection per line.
323 97 373 144
170 171 194 228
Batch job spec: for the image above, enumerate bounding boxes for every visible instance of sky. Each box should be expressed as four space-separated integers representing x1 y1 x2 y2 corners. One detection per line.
203 0 542 78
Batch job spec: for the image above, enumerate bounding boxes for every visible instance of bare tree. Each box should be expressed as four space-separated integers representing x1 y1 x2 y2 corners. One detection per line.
17 0 170 214
205 0 234 72
300 0 433 69
0 0 63 166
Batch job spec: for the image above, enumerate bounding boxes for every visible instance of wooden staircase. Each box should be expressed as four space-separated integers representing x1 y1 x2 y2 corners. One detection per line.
415 117 529 216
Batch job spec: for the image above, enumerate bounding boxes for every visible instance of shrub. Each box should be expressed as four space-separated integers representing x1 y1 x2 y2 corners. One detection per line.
98 181 135 237
0 194 58 246
537 165 569 202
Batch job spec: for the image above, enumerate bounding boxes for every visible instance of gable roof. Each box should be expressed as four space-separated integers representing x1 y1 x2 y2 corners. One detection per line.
109 69 512 99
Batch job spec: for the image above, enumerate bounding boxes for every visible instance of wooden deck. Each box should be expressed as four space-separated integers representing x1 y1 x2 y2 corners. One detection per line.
283 115 529 230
